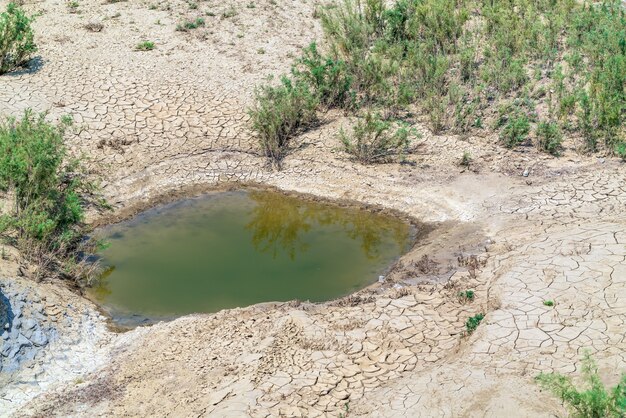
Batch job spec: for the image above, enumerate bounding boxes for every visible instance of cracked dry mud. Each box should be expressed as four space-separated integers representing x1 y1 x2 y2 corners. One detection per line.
0 0 625 416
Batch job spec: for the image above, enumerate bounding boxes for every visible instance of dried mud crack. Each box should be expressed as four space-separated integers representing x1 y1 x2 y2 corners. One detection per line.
0 0 625 416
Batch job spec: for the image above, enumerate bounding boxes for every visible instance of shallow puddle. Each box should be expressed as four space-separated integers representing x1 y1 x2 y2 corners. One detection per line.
88 190 413 325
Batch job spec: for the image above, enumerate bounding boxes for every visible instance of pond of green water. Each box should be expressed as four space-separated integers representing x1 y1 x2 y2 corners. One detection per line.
88 190 412 325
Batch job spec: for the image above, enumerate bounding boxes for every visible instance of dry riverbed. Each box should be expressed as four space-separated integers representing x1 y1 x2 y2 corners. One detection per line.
0 0 625 416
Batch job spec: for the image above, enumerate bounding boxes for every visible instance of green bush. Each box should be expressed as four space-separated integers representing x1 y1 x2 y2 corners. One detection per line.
249 77 318 163
465 313 484 334
536 121 563 155
501 115 530 148
292 43 354 109
0 3 37 74
340 112 413 163
536 353 626 418
0 111 104 282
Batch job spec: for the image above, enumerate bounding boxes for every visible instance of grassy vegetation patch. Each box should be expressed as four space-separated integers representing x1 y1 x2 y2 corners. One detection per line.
536 353 626 418
135 41 155 51
249 0 625 164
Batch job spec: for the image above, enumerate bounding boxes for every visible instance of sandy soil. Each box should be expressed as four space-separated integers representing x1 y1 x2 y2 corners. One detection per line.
0 0 625 416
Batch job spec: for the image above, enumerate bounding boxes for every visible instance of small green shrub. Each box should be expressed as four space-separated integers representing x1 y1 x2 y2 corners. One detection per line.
465 313 484 334
340 112 413 164
500 114 530 148
0 3 37 75
0 111 106 283
543 300 555 307
536 121 563 156
292 43 354 109
249 77 318 163
135 41 155 51
536 353 626 418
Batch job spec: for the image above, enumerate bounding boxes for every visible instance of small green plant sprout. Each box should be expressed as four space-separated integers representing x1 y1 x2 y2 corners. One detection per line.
543 300 555 307
135 41 155 51
205 11 215 16
257 48 265 54
465 313 485 335
458 290 475 302
0 3 37 74
536 352 626 418
246 2 255 8
187 1 198 9
460 151 472 167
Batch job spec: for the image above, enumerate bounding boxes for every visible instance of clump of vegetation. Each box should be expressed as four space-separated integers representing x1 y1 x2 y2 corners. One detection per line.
0 111 106 284
135 41 155 51
536 353 626 418
543 300 555 307
176 17 205 31
0 3 37 75
250 0 626 163
536 121 563 156
248 77 318 164
458 289 475 302
465 313 485 334
292 43 354 109
340 112 413 164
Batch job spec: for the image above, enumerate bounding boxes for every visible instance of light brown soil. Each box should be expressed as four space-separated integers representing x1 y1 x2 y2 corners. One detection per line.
0 0 625 416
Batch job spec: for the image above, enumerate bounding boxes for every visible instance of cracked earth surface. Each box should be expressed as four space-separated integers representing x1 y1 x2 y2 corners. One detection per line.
0 0 625 416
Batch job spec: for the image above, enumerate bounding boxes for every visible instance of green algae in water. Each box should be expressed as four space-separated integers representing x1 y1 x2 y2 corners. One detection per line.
88 190 412 324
